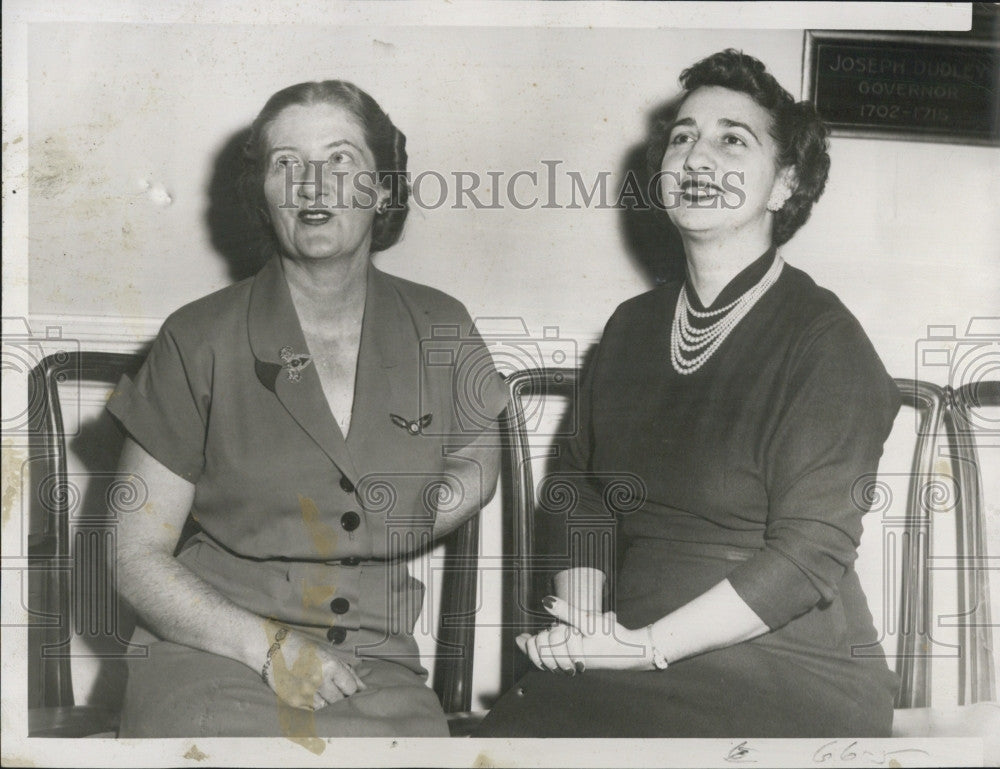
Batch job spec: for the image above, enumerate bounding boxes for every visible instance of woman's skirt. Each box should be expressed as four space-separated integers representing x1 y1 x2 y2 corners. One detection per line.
475 539 898 738
118 626 449 738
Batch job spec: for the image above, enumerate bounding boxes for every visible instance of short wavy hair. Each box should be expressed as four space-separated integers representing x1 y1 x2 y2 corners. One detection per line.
238 80 409 254
647 49 830 247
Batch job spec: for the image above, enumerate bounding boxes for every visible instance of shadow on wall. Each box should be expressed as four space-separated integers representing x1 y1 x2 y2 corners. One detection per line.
63 408 141 711
618 94 687 288
205 127 274 283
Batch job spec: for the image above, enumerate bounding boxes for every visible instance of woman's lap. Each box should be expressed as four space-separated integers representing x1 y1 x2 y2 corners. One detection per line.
119 640 448 738
475 642 894 738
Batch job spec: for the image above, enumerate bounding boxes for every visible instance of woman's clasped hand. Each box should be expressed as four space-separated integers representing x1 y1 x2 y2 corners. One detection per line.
516 597 656 673
262 627 368 711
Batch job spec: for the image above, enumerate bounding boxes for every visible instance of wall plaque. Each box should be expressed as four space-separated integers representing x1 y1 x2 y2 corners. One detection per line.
803 30 1000 145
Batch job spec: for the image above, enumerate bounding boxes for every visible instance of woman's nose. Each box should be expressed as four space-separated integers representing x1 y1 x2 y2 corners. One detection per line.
295 160 328 204
682 137 715 175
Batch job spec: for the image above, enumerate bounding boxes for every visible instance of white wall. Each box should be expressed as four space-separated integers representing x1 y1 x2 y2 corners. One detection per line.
27 25 806 329
22 22 1000 711
27 23 999 371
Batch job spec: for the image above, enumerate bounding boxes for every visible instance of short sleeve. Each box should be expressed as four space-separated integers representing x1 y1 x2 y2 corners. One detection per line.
106 318 210 482
727 314 900 629
444 309 508 447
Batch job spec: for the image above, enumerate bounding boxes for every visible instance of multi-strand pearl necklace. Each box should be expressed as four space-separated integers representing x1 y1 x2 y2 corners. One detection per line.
670 255 784 375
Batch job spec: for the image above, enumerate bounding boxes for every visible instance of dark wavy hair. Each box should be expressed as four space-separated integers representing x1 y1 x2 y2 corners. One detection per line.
647 49 830 247
238 80 409 254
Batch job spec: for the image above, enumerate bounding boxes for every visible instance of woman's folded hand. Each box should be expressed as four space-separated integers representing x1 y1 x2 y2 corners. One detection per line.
515 596 655 673
264 629 368 710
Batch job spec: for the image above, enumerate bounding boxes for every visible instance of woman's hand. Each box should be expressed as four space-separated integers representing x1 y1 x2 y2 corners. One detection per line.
515 596 655 673
264 629 367 710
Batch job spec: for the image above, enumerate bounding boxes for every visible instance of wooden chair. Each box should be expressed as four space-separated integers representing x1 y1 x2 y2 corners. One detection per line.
27 351 142 737
500 367 998 742
890 379 999 751
502 367 583 668
25 351 481 737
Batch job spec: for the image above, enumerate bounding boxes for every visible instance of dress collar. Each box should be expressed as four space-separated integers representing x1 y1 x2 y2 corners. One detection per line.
247 256 306 367
247 256 402 370
246 256 407 482
685 245 778 313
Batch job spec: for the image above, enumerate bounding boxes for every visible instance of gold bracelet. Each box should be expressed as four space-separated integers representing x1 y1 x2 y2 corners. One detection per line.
261 626 289 684
646 624 669 670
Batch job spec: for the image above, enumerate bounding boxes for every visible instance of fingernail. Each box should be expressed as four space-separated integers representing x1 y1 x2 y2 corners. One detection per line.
575 661 585 673
542 595 555 609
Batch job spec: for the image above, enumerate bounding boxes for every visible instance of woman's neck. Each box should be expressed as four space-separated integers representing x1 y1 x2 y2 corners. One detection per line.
681 230 774 307
282 252 369 334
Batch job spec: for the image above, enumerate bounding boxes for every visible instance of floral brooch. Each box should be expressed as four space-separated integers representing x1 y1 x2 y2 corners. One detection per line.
279 346 313 383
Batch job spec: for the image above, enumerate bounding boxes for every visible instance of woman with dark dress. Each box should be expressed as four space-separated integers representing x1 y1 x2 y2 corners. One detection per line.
108 81 506 738
476 50 900 738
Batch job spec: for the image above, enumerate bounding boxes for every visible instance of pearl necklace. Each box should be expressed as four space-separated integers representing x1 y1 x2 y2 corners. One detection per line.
670 255 784 375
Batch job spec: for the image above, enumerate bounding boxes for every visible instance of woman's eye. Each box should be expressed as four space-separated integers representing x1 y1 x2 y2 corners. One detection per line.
274 157 300 169
670 133 694 145
722 134 747 147
330 151 353 164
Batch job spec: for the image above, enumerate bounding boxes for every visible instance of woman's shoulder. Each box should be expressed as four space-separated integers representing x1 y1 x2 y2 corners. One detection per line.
602 281 680 336
373 267 474 326
156 274 256 345
778 263 871 345
777 264 895 393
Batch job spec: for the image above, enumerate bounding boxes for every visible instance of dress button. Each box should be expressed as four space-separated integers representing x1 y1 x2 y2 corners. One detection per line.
330 597 350 614
341 557 361 566
341 511 361 531
327 626 347 644
339 476 355 493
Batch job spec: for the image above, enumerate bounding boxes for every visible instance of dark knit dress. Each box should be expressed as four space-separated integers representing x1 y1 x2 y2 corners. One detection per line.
477 249 900 737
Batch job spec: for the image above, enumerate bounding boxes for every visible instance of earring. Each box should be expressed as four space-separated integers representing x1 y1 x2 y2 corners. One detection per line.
376 200 388 215
767 187 792 213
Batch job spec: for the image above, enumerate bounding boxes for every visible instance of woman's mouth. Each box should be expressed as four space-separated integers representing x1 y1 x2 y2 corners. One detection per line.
297 210 334 225
680 180 723 203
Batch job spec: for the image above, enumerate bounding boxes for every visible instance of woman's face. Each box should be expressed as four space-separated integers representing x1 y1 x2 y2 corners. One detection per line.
262 101 387 265
660 86 791 244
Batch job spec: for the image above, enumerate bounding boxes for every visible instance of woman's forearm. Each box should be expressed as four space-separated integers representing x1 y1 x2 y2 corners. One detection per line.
115 437 273 674
118 546 272 672
648 578 770 664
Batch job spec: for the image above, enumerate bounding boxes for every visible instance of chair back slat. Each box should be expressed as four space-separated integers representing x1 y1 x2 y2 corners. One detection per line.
892 379 946 709
949 381 998 704
503 368 579 634
28 352 142 712
432 514 481 713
